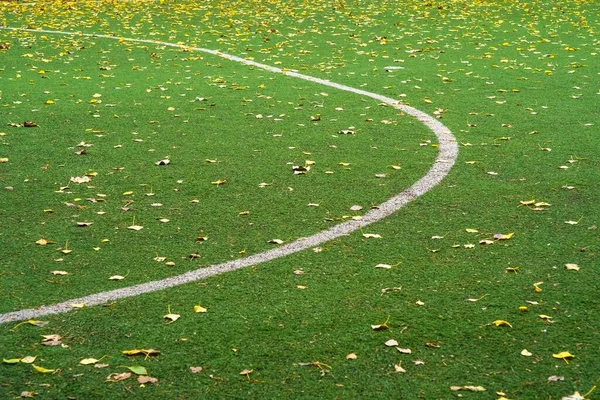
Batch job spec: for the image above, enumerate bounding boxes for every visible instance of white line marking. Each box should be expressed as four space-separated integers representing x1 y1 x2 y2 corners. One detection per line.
0 27 458 324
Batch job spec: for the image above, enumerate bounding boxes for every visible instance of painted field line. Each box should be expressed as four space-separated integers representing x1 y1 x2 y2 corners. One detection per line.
0 27 458 324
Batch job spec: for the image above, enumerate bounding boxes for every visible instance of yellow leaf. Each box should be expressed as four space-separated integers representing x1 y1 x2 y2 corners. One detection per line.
552 351 575 362
492 320 513 328
520 349 533 357
0 157 8 163
211 179 226 186
519 200 535 206
80 358 100 365
466 228 479 233
122 191 134 196
533 281 544 292
239 369 253 376
362 233 382 238
194 305 207 313
494 232 514 240
20 356 36 364
122 349 160 357
346 353 357 360
32 364 55 373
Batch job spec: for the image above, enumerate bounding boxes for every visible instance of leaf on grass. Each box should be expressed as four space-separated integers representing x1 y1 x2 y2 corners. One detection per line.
533 281 544 293
138 375 158 384
394 363 406 373
3 358 22 364
451 385 486 392
385 339 399 347
375 264 392 269
0 158 8 163
106 372 132 382
41 334 62 346
521 349 533 357
346 353 357 360
190 366 203 373
552 351 575 362
11 320 48 330
239 369 253 376
565 263 580 271
76 222 93 227
80 358 100 365
362 233 381 238
20 356 36 364
547 375 564 382
50 270 69 276
194 305 207 313
128 225 144 231
561 392 585 400
36 238 49 245
109 275 125 280
164 313 180 323
492 320 513 328
121 365 148 375
32 364 55 373
154 159 170 166
494 232 514 240
397 348 412 354
70 176 91 184
211 179 226 186
268 239 284 244
371 316 391 331
122 349 160 357
465 228 479 233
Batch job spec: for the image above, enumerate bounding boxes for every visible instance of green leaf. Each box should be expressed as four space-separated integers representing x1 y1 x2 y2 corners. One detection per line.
2 358 21 364
120 365 148 375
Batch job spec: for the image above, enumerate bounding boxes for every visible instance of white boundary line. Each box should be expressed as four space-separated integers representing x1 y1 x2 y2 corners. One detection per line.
0 27 458 324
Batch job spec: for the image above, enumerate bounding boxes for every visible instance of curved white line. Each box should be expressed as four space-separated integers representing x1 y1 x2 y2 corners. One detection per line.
0 27 458 324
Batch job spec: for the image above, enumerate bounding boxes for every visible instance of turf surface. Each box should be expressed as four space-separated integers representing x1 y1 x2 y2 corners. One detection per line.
0 1 598 399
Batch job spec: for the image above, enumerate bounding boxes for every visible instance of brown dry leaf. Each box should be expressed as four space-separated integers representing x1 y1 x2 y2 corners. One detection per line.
20 392 36 398
41 334 62 346
106 372 132 382
137 375 158 384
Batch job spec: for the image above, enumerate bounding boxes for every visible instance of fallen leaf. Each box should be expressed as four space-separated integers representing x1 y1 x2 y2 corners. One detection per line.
268 239 284 244
494 232 514 240
106 372 132 382
3 358 22 364
521 349 533 357
190 366 203 373
552 351 575 362
492 320 513 328
128 225 144 231
211 179 226 186
50 270 69 276
394 363 406 373
362 233 382 238
121 365 148 375
154 159 170 166
561 392 585 400
385 339 399 347
122 349 160 357
80 358 100 365
137 375 158 384
109 275 125 280
346 353 357 360
451 385 486 392
397 348 412 354
20 391 36 398
164 313 180 323
0 158 8 163
375 264 392 269
547 375 565 382
20 356 36 364
466 228 479 233
371 316 391 331
565 263 580 271
194 305 207 313
32 364 55 374
239 369 253 376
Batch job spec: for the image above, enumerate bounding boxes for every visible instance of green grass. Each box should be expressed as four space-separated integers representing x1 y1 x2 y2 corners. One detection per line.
1 0 599 399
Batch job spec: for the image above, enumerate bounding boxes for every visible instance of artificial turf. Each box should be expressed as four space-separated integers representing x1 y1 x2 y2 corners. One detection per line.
1 0 598 399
